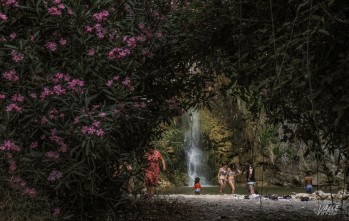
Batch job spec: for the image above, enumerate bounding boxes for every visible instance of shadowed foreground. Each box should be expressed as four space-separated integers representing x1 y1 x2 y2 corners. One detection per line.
130 194 348 221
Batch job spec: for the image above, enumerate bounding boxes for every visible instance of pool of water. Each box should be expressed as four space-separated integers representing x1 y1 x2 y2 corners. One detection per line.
159 185 333 196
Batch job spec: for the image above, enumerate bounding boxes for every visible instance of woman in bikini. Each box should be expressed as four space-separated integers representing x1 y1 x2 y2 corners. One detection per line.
227 163 241 194
217 162 228 193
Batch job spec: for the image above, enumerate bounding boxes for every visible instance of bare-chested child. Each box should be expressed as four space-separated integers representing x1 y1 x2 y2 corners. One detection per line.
304 171 313 193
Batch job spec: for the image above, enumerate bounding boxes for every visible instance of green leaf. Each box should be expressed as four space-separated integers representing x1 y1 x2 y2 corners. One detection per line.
4 44 18 50
318 29 330 36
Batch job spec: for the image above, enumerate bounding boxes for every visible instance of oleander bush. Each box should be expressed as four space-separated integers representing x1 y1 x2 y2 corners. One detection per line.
0 0 218 219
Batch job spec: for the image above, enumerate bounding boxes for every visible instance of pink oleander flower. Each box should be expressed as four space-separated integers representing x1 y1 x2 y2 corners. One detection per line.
52 207 61 216
48 7 62 16
0 12 8 22
98 112 106 117
10 176 26 190
106 80 113 87
29 141 38 149
93 10 109 22
138 22 145 30
123 36 138 48
96 29 105 39
137 35 147 42
87 48 96 56
53 0 61 4
2 0 19 7
0 94 6 99
119 48 131 58
73 117 80 124
58 143 67 153
49 108 59 120
92 104 100 110
0 37 6 42
9 32 17 39
81 120 105 137
45 151 60 159
85 25 94 33
108 47 131 60
0 140 21 152
41 116 48 125
11 93 24 102
66 79 85 92
53 84 67 95
94 23 103 31
40 87 53 99
122 77 131 87
92 120 101 128
23 187 37 198
29 92 37 99
63 74 71 81
5 103 22 112
11 51 24 62
57 4 65 9
2 69 19 81
45 41 57 52
81 126 96 135
49 129 67 149
48 170 63 181
59 37 67 46
67 9 73 15
51 72 65 82
95 129 105 136
8 159 16 174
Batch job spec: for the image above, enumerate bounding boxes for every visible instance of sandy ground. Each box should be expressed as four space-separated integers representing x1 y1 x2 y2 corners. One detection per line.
136 194 349 221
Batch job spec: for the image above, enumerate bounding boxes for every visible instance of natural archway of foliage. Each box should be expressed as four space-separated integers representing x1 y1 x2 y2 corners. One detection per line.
1 0 348 219
155 0 349 190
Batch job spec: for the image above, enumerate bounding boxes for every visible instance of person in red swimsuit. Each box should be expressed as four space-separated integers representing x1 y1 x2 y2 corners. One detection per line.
193 177 202 195
144 148 166 197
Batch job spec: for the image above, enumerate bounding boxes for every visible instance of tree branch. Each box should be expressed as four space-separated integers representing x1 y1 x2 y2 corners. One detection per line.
320 3 349 24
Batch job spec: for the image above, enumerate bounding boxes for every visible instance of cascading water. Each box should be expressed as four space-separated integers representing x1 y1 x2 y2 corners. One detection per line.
184 110 210 186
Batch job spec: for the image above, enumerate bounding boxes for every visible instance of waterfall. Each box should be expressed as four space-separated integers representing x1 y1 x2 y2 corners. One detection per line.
185 110 210 186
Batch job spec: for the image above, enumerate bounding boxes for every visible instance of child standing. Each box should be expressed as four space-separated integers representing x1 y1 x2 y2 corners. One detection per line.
304 171 313 193
193 177 202 195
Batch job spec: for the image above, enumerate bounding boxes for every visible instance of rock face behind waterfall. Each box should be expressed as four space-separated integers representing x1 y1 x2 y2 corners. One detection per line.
160 109 346 189
234 153 343 190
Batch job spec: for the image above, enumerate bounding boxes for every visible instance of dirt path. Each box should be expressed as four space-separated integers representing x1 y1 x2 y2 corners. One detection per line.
137 194 348 221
